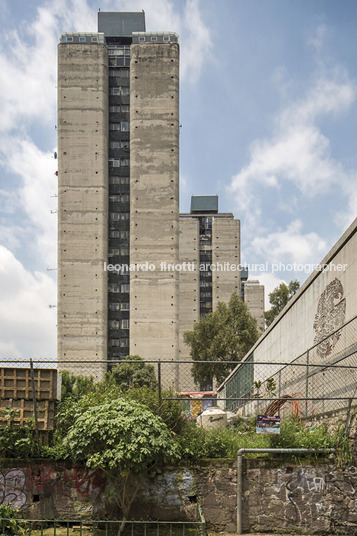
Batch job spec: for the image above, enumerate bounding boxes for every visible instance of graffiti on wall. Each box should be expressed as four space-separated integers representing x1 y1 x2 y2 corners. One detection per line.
0 470 27 509
313 278 346 358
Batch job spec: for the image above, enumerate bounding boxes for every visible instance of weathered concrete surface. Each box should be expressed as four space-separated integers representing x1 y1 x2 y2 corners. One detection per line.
1 459 356 535
130 43 180 387
243 280 265 332
178 218 200 391
212 217 240 310
57 43 108 381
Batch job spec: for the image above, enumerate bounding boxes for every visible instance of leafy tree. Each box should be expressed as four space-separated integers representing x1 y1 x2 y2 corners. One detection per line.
106 355 157 391
61 370 95 400
184 292 259 387
264 280 300 327
62 398 179 531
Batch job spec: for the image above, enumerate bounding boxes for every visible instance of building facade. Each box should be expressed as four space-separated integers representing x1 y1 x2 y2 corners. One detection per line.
57 12 263 386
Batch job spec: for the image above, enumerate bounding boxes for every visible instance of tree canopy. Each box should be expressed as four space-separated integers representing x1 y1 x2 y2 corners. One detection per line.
183 292 259 387
62 397 178 527
106 354 157 391
264 280 300 327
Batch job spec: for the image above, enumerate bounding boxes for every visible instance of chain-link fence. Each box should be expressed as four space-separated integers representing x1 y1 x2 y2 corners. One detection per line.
1 316 356 429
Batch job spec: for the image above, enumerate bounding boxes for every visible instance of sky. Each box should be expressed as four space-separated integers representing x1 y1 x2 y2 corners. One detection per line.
0 0 356 358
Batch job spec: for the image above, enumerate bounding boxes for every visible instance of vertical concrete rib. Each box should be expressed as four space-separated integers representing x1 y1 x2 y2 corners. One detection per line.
57 43 108 381
130 42 180 387
212 218 241 309
178 218 200 390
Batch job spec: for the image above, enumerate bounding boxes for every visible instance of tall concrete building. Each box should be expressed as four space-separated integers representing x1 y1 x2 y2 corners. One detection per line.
57 12 179 380
57 12 263 386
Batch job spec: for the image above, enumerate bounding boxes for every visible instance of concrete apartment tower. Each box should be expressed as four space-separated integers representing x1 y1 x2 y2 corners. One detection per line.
57 12 179 381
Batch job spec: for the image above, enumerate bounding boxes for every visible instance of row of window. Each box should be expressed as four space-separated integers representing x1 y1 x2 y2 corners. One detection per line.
137 35 170 43
62 36 99 43
109 122 130 131
200 292 212 298
109 158 130 167
109 338 129 347
109 87 130 96
108 47 131 56
109 248 129 257
109 319 129 330
109 176 129 185
109 195 130 203
108 302 130 311
110 212 130 221
109 230 129 239
110 106 130 114
109 68 129 77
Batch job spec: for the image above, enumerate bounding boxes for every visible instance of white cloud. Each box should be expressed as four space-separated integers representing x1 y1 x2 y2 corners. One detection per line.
0 136 58 267
0 246 56 359
229 73 357 237
251 220 327 266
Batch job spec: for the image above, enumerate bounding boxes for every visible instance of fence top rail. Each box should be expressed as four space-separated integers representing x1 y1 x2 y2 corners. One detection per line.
0 360 356 368
164 396 357 401
0 518 204 525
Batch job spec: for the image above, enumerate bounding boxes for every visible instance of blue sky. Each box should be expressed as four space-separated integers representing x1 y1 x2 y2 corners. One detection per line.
0 0 356 358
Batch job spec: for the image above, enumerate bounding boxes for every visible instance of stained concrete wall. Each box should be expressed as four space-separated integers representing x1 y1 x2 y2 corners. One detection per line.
57 43 108 381
178 218 200 391
243 280 265 332
2 459 356 535
129 43 179 387
212 217 240 309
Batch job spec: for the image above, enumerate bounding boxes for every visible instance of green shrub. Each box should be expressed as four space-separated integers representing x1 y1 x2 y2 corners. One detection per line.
0 409 37 458
0 504 24 535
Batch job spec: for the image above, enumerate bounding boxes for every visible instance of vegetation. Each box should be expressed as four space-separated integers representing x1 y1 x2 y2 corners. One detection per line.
106 355 157 391
0 408 37 458
184 293 259 387
264 280 300 327
0 505 24 535
62 398 179 530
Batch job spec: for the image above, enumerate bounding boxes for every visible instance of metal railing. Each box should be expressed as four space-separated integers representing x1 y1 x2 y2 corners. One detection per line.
0 517 206 536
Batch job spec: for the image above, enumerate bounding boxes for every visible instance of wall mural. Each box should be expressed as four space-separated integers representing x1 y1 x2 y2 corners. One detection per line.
313 278 346 358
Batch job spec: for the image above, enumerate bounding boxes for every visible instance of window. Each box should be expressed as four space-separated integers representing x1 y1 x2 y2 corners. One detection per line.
91 37 98 42
109 303 120 311
121 284 130 293
109 320 120 330
163 36 169 42
151 36 158 42
67 36 73 42
121 105 130 113
109 87 130 96
121 122 129 131
138 36 145 42
110 213 119 220
109 70 118 77
109 339 120 347
108 283 120 292
79 36 86 42
121 248 129 255
121 159 129 167
121 319 129 329
120 338 129 347
109 230 120 238
108 248 120 257
109 176 130 185
118 69 129 78
109 140 121 148
109 159 120 167
109 106 129 114
121 302 130 311
109 123 121 131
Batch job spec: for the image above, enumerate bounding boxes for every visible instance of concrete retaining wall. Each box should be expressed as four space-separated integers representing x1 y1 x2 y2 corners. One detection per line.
0 459 356 534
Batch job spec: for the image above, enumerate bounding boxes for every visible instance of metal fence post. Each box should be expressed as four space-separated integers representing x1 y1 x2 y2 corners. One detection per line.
305 351 309 417
30 359 40 450
158 360 162 413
